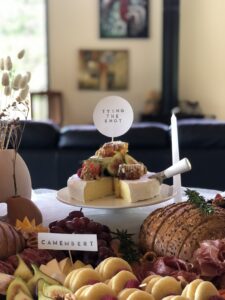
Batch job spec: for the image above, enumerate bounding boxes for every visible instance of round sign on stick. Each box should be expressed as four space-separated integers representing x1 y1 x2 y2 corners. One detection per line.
93 96 134 138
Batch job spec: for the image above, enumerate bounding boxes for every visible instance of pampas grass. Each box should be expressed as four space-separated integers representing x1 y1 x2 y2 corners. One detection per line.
0 49 30 150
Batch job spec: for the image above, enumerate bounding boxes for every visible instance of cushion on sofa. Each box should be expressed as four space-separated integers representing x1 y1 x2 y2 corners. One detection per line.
178 119 225 149
121 122 170 148
59 123 170 149
20 120 60 149
59 125 108 149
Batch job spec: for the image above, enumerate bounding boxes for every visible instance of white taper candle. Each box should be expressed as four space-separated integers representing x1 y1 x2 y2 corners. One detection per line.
171 113 182 202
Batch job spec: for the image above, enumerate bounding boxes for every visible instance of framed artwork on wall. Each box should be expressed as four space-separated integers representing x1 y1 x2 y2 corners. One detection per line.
99 0 149 38
78 50 129 91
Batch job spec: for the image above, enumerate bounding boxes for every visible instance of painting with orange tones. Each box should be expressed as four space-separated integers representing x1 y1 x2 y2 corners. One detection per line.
78 50 129 90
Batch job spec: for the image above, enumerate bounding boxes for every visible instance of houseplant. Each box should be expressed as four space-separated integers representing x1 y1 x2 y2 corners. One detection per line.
0 49 42 225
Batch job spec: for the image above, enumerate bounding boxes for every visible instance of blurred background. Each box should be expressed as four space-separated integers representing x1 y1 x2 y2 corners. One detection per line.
0 0 224 125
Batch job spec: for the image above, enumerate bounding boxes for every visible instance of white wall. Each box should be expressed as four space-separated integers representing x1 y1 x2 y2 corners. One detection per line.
48 0 162 124
179 0 225 119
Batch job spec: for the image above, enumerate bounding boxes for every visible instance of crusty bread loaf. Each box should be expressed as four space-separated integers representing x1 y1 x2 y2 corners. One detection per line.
140 203 187 251
139 202 225 262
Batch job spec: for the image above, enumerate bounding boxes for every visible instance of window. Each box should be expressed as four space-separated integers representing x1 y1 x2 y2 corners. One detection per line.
0 0 48 92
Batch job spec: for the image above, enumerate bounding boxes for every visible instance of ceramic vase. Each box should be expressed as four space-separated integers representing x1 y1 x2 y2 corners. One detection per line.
0 149 32 202
0 149 43 225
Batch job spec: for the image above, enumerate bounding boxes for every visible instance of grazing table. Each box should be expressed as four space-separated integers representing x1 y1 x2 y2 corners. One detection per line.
32 187 221 240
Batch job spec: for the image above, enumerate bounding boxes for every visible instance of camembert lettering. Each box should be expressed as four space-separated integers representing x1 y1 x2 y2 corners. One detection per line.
38 233 98 251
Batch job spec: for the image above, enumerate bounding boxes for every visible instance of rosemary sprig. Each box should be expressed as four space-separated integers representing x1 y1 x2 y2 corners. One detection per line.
111 229 140 263
185 188 214 215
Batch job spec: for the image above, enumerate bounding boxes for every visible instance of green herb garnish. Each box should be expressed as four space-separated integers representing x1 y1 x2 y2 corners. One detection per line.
111 229 140 263
185 188 214 215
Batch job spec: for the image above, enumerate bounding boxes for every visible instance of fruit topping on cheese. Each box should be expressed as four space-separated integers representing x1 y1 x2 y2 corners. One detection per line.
67 141 160 203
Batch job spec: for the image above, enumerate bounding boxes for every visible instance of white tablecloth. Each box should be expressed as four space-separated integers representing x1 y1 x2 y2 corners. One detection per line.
32 187 221 240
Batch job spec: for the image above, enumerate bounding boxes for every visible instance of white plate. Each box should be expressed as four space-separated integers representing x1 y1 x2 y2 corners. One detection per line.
56 184 175 209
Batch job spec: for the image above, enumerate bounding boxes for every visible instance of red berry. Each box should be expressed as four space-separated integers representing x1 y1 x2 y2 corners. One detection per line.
89 162 95 171
77 168 83 178
215 193 223 200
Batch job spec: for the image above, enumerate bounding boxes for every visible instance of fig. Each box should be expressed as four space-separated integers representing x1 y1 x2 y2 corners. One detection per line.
80 159 102 180
42 283 72 298
27 264 59 295
107 152 124 176
38 290 52 300
6 277 32 300
14 289 33 300
0 273 14 295
35 278 46 297
102 157 113 169
124 154 138 164
14 255 33 282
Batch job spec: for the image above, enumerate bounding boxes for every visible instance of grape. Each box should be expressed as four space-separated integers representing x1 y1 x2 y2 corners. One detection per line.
48 209 116 266
50 226 65 233
72 217 86 233
97 239 108 248
70 250 82 260
102 224 111 233
82 251 98 265
87 221 103 234
95 222 103 234
98 246 114 260
97 232 112 243
68 210 84 219
56 219 68 229
86 221 97 233
65 220 75 232
79 216 90 226
71 217 81 233
48 220 57 228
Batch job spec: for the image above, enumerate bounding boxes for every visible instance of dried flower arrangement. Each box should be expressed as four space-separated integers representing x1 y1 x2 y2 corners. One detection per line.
0 49 31 196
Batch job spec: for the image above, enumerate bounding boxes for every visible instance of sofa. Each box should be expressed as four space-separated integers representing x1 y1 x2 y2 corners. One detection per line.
18 119 225 192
